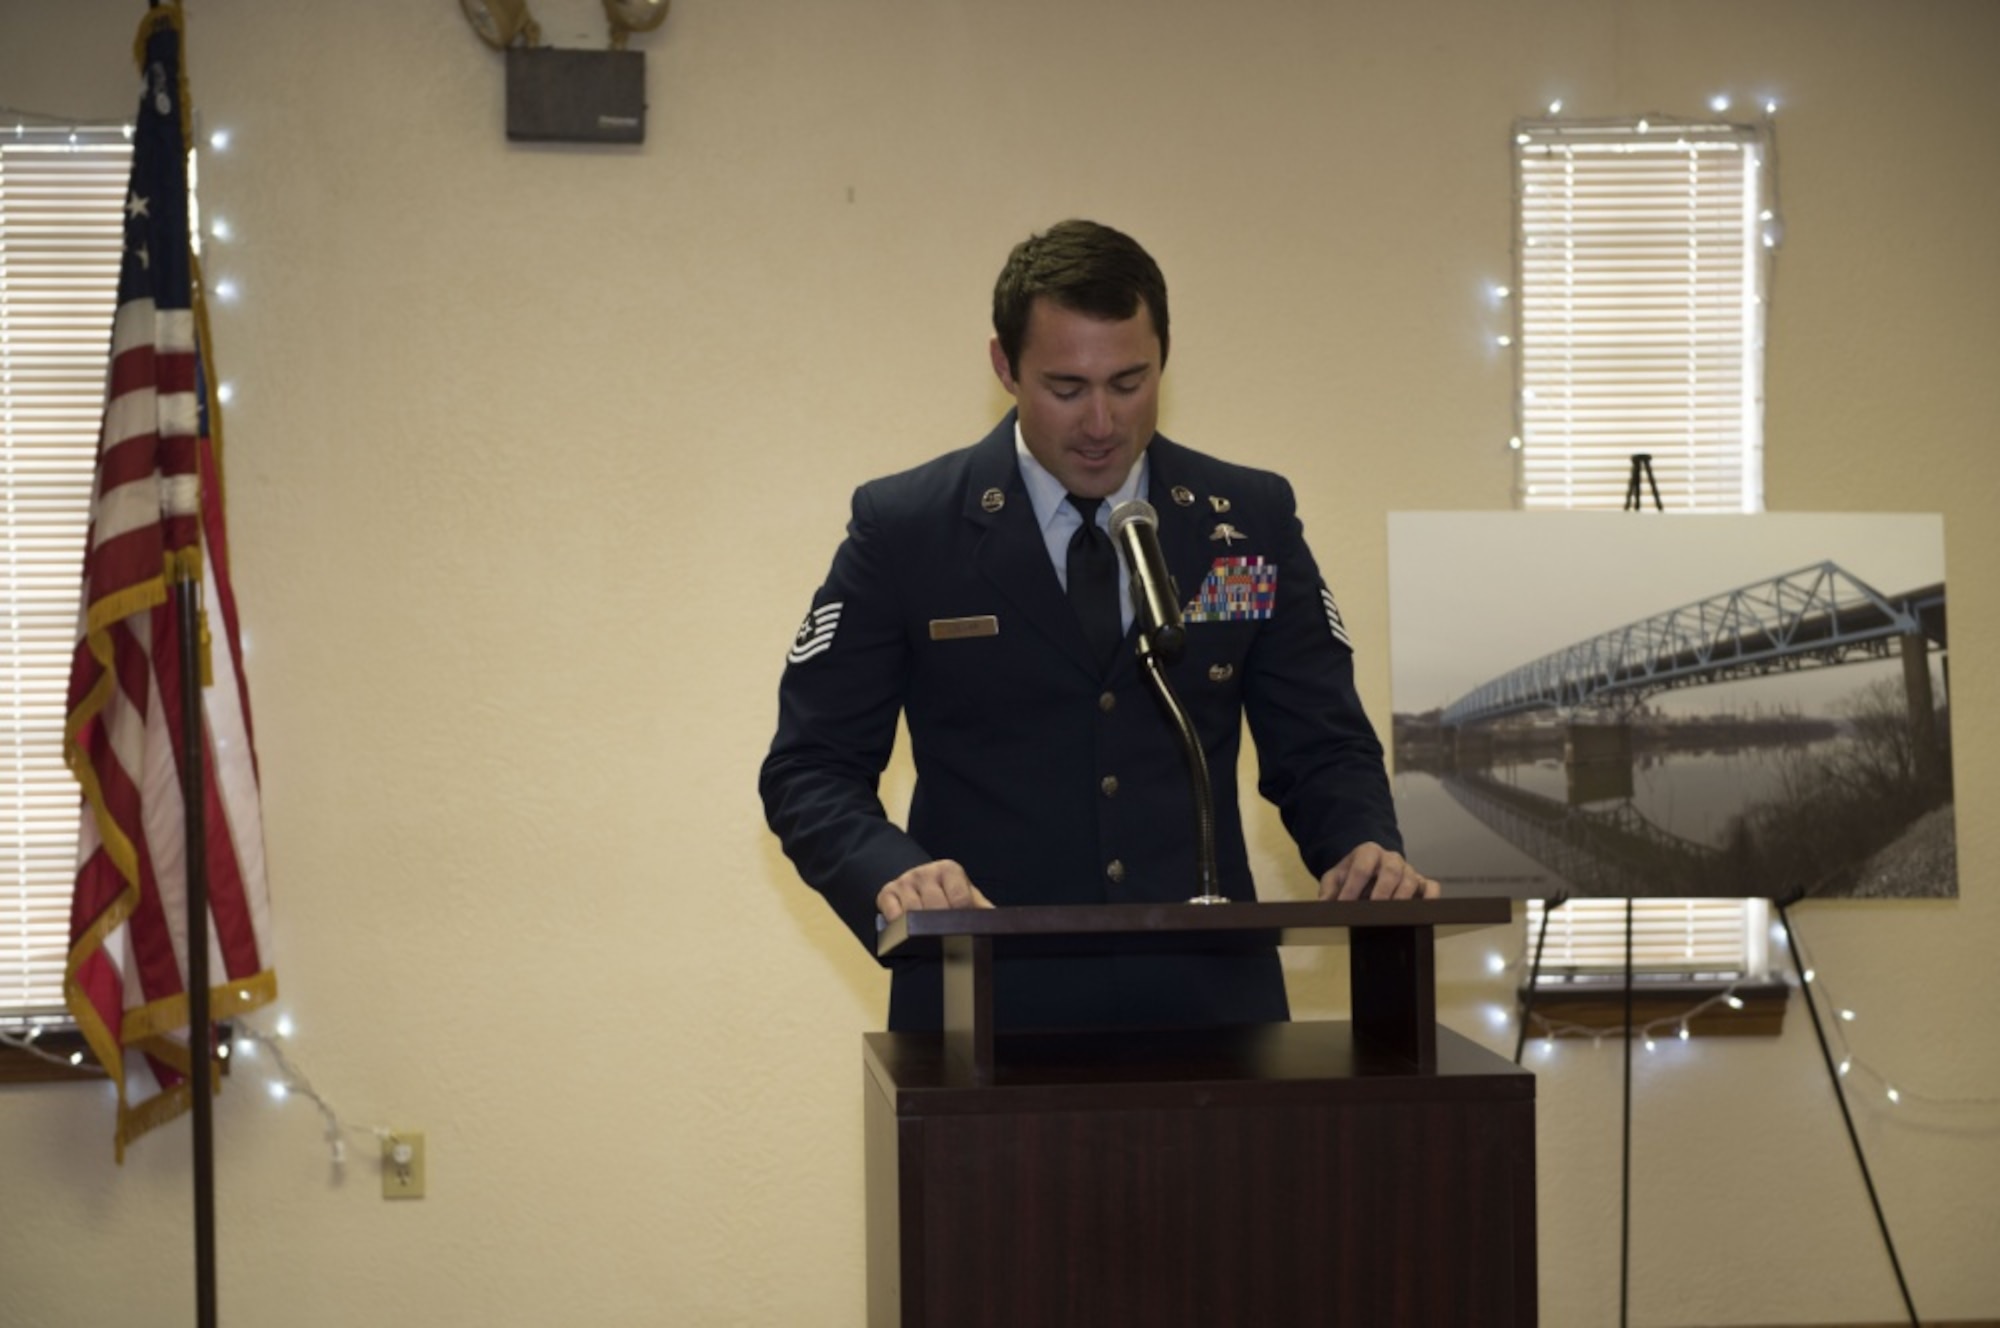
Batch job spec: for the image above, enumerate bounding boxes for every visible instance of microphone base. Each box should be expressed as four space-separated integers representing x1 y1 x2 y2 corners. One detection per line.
1186 894 1232 905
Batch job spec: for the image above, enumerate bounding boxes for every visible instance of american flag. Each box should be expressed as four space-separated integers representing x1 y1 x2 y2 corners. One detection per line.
63 3 276 1161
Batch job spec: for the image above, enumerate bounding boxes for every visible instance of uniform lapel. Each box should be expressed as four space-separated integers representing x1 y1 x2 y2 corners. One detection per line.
1146 438 1218 627
964 418 1103 675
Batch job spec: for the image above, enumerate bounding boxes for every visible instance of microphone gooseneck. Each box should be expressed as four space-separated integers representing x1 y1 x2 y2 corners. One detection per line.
1109 499 1224 903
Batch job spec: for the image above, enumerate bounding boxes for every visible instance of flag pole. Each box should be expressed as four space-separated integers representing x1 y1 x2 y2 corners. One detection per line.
177 566 218 1328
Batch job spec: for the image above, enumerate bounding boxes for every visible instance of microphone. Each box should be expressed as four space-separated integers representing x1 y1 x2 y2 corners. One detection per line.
1109 498 1223 902
1109 499 1186 663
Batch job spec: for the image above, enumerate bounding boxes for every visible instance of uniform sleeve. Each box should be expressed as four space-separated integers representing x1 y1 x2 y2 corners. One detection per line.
759 485 935 958
1240 478 1404 876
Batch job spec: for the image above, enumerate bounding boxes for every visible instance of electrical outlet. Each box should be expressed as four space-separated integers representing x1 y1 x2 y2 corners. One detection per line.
382 1131 426 1200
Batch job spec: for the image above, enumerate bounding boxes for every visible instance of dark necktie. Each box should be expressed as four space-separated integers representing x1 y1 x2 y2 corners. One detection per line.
1066 495 1122 669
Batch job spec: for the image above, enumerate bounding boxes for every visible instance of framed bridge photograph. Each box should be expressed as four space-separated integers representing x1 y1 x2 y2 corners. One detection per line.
1386 512 1954 902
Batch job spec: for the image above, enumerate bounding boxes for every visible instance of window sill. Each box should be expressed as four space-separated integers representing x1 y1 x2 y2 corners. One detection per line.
1519 978 1790 1039
0 1028 104 1085
1 1023 237 1085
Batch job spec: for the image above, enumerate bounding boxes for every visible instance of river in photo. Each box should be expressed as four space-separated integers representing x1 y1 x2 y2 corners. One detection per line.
1393 738 1848 900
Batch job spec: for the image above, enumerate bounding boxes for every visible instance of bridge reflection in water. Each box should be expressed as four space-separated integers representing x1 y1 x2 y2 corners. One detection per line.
1438 769 1724 900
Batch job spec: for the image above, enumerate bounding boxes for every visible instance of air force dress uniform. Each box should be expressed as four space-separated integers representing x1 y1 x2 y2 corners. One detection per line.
760 412 1402 1033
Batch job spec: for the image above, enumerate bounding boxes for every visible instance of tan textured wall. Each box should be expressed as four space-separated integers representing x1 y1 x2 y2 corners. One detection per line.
1 1 1995 1323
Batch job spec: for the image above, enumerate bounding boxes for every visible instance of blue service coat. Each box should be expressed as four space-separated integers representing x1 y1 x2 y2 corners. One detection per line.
759 414 1402 1031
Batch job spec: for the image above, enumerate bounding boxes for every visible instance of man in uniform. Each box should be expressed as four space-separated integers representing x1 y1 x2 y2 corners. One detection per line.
760 219 1437 1033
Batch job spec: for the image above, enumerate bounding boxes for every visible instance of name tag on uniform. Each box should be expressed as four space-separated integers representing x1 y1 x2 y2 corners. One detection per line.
929 615 1000 641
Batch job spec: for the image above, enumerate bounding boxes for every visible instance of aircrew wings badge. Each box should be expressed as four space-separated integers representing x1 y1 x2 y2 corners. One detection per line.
1183 557 1277 622
788 602 842 664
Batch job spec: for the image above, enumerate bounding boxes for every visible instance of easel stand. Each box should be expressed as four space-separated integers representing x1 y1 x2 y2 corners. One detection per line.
864 899 1535 1327
1775 897 1920 1325
1513 894 1922 1326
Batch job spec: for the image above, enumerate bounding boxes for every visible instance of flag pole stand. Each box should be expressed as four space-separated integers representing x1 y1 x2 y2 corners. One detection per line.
176 570 218 1328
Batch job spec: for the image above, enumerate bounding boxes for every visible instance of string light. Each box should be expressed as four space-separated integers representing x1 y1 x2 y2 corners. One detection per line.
1783 921 2000 1118
0 1022 108 1074
1514 917 1996 1124
1523 978 1754 1048
230 1020 397 1170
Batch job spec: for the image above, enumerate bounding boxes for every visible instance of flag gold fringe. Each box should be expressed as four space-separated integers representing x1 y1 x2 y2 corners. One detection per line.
64 0 249 1164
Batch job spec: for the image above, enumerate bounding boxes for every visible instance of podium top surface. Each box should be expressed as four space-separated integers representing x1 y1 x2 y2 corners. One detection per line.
877 897 1511 959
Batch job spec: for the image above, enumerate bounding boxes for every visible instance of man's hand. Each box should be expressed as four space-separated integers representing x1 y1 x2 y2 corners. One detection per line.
876 859 995 922
1318 842 1441 902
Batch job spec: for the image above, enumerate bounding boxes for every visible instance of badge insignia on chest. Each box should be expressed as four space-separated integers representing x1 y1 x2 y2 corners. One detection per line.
1182 557 1277 622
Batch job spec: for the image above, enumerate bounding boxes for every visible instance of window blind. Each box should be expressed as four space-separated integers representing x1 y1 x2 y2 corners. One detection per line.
1514 119 1768 513
1525 897 1769 978
1 127 132 1024
1512 117 1774 979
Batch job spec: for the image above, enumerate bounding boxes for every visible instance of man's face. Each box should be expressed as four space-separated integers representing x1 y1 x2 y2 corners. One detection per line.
990 298 1163 500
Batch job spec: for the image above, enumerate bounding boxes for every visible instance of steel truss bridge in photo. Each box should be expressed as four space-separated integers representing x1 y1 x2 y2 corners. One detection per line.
1441 562 1947 729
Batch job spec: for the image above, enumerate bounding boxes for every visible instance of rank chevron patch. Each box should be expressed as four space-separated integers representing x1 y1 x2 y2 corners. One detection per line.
787 602 842 664
1321 587 1352 650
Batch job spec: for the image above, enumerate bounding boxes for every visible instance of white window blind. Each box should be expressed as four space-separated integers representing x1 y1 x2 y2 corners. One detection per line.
1512 117 1774 979
1 127 132 1025
1514 119 1769 513
1527 897 1769 978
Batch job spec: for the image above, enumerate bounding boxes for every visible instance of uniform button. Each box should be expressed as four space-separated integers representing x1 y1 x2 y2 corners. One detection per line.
1100 776 1119 797
1098 691 1117 713
1208 663 1235 682
1106 860 1126 884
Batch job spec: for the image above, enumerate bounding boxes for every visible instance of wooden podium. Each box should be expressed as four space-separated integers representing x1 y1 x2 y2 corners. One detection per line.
864 899 1535 1326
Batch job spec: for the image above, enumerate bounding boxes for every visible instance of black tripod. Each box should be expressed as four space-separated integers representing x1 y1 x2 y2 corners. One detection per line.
1623 453 1663 512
